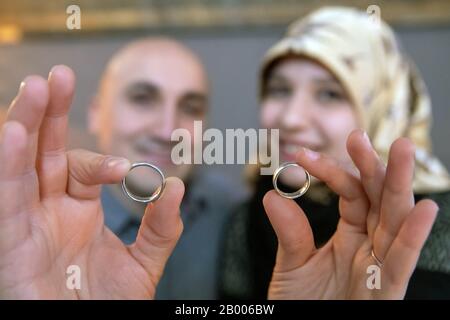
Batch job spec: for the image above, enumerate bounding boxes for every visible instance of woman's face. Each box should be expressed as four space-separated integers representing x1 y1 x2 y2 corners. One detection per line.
261 57 359 188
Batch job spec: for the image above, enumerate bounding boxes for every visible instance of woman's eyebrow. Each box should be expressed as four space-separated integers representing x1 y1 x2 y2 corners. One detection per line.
313 76 342 87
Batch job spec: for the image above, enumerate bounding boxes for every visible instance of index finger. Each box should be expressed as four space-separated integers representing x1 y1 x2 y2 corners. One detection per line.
296 148 369 230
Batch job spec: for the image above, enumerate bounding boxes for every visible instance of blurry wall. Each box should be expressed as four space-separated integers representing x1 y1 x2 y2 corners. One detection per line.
1 25 449 182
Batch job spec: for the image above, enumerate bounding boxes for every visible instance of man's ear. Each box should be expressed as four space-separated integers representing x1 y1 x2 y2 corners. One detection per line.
88 95 100 134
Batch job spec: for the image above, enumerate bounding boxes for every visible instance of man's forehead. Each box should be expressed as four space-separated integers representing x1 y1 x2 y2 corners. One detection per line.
125 80 207 101
105 41 208 94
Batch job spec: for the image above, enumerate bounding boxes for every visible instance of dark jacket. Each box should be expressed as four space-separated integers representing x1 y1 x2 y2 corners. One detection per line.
102 170 244 299
219 174 450 299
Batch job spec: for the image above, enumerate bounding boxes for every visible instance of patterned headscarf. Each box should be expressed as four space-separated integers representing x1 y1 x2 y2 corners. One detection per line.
261 6 450 194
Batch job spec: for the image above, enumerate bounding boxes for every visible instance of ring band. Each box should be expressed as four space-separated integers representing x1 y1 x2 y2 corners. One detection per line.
121 162 166 203
272 162 311 199
371 249 383 267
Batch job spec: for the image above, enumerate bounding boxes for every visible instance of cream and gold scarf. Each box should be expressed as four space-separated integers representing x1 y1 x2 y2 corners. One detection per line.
260 6 450 194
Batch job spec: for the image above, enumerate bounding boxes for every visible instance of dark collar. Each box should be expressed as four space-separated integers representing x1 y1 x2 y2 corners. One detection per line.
101 186 140 234
101 174 210 234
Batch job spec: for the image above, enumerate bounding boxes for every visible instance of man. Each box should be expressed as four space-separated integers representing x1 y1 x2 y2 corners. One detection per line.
89 38 242 299
0 37 240 299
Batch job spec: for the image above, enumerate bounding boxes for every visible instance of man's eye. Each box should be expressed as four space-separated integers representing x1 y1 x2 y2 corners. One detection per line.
129 92 156 105
181 102 205 117
265 85 291 98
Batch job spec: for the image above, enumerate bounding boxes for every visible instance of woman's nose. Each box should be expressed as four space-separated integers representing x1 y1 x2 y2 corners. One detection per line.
279 91 312 131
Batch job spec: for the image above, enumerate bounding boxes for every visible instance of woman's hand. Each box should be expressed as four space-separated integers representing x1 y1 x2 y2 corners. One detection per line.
0 65 184 299
264 130 438 299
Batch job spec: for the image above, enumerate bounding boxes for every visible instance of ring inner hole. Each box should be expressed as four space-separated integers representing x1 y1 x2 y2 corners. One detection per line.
277 165 307 194
126 166 162 198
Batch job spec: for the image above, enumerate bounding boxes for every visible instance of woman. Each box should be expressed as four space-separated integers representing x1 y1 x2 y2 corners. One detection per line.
220 7 450 299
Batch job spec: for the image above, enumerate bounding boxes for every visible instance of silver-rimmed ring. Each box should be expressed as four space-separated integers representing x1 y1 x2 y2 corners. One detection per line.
121 162 166 203
273 162 311 199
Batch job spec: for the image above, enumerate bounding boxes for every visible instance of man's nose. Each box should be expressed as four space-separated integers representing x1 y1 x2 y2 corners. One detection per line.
154 104 177 141
279 90 312 131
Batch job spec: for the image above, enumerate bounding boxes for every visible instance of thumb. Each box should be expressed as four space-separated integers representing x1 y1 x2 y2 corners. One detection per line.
66 149 130 200
263 190 316 272
128 177 185 288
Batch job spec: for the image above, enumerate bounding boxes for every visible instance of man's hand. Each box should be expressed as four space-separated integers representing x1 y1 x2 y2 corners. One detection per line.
264 130 438 299
0 65 184 299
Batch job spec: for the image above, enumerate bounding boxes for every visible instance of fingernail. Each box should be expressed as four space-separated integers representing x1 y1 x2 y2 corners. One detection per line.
362 130 370 143
302 148 320 161
105 157 130 170
18 80 26 93
48 65 59 79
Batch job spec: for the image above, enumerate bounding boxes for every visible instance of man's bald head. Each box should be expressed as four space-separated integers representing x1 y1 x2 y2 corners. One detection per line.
89 37 209 193
100 37 208 94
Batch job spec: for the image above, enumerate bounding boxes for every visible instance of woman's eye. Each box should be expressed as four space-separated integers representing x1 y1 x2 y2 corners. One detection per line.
317 88 345 103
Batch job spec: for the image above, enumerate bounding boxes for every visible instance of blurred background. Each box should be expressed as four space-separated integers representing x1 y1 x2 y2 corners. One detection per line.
1 0 449 182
